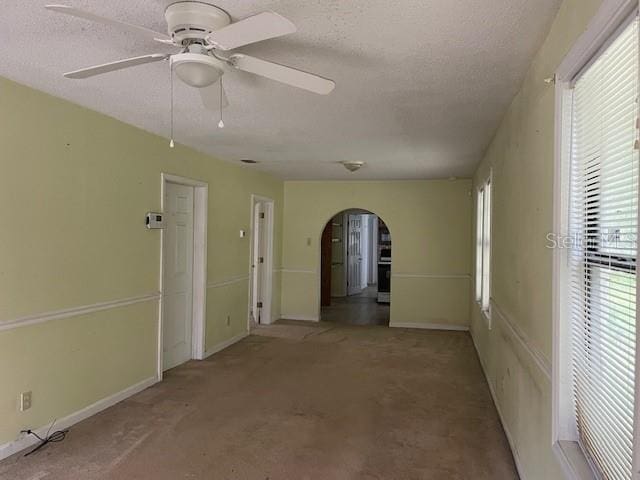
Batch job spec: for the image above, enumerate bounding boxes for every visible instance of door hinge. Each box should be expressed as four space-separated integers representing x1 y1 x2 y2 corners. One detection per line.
259 257 264 263
257 301 263 308
259 212 265 219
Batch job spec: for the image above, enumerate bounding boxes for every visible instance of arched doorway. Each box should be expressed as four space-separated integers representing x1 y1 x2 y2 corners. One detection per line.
319 209 391 326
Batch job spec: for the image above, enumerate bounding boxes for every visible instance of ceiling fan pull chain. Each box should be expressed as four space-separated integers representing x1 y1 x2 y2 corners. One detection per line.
169 60 175 148
218 77 225 129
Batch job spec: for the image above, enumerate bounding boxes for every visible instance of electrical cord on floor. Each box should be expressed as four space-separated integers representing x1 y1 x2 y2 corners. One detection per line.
20 420 68 456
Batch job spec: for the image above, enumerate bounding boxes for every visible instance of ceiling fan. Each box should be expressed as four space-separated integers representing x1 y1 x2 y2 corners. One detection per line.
45 2 336 112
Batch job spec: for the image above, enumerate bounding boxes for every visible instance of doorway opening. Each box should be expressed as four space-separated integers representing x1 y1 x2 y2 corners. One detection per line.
249 195 275 329
160 174 208 377
320 209 391 326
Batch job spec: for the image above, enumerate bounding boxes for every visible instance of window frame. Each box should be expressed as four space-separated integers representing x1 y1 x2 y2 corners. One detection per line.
476 187 485 303
481 178 492 314
552 1 640 479
475 174 492 327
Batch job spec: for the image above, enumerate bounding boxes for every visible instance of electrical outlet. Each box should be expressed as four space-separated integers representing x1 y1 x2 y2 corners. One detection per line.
226 315 231 326
20 391 32 412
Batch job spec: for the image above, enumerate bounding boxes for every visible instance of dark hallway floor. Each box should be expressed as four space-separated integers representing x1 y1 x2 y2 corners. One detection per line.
0 323 518 480
321 286 390 326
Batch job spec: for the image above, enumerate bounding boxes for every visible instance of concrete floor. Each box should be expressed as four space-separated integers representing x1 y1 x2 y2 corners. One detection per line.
321 286 390 326
0 323 518 480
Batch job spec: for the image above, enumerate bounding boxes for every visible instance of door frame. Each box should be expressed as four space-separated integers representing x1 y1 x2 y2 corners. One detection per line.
339 212 349 297
158 173 208 380
320 221 333 306
248 194 275 327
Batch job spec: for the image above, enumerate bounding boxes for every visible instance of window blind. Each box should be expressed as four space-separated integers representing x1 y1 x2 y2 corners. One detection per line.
476 188 484 302
568 14 639 480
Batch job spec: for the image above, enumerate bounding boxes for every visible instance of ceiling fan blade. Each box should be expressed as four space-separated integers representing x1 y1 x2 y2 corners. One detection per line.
205 12 296 51
64 54 169 79
45 5 171 42
199 82 229 111
229 54 335 95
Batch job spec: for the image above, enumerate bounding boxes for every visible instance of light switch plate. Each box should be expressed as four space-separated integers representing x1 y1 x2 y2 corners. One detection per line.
20 391 32 412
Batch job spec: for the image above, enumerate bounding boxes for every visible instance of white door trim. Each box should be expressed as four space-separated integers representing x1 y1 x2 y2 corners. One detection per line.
159 173 208 380
248 195 275 327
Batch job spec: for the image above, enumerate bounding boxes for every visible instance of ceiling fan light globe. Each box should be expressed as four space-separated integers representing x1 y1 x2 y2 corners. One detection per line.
174 62 222 88
171 53 224 88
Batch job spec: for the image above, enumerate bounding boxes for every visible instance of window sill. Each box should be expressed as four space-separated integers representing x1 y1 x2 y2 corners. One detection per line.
476 301 492 329
553 441 597 480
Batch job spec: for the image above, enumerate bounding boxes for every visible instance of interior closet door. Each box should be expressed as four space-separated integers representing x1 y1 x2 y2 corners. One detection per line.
163 182 194 371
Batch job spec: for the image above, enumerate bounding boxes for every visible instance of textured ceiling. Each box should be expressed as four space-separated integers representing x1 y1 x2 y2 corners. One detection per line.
1 0 562 179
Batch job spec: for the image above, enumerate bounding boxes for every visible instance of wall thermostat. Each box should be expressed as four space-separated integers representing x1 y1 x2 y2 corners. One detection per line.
146 212 165 229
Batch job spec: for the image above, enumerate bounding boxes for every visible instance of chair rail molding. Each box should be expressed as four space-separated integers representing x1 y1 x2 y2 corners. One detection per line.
0 292 161 332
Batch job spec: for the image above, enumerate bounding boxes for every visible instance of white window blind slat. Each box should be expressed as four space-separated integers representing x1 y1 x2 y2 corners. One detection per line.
567 14 639 480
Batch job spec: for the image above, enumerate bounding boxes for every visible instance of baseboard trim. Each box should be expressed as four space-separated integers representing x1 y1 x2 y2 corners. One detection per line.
0 376 157 461
390 322 469 331
203 332 248 358
470 332 526 479
279 315 320 322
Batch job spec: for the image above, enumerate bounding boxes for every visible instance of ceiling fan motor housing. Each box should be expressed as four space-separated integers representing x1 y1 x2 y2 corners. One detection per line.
165 2 231 44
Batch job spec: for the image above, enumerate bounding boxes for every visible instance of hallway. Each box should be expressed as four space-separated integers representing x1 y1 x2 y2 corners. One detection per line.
0 323 517 480
321 287 390 326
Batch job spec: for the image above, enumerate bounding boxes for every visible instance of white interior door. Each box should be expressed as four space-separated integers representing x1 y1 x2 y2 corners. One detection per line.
251 203 265 324
369 216 378 285
347 214 363 296
360 215 369 289
163 182 194 371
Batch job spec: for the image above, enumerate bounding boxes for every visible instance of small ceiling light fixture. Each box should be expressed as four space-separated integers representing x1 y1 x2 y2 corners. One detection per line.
341 161 364 172
240 159 259 164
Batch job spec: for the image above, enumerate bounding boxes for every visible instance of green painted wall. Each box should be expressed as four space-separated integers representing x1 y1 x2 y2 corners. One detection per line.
281 180 472 326
0 0 604 459
0 77 283 445
470 0 602 477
